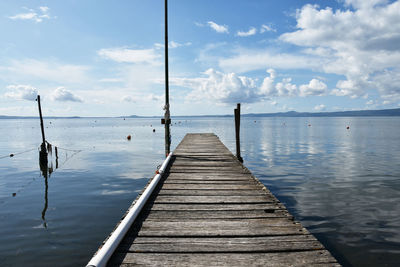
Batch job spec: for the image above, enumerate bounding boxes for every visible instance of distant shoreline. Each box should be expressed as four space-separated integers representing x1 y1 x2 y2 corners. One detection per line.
1 108 400 119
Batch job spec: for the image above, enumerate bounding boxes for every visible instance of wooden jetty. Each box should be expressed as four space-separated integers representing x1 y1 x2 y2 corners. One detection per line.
91 133 339 266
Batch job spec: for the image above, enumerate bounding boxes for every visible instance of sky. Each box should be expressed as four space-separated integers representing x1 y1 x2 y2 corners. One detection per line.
0 0 399 116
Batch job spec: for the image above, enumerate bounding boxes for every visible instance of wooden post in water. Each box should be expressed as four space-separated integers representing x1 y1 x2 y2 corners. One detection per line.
162 0 171 157
55 146 59 169
37 95 48 166
234 103 243 163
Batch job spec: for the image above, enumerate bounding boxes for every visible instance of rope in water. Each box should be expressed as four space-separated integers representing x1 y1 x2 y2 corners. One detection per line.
0 148 37 159
1 142 83 160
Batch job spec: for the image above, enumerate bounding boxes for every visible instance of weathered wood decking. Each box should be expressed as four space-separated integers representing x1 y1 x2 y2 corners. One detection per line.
108 133 339 266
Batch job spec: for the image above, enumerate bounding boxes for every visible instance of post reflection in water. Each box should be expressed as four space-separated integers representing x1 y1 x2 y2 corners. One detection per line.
39 147 58 229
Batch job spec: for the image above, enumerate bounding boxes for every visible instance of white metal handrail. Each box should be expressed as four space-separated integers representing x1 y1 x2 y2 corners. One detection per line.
86 152 173 267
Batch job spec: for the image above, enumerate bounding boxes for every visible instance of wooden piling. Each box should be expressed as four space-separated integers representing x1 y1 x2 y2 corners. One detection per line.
37 95 46 149
37 95 47 166
234 103 243 162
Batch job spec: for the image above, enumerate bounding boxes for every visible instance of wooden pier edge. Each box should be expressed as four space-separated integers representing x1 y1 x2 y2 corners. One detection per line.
89 133 340 266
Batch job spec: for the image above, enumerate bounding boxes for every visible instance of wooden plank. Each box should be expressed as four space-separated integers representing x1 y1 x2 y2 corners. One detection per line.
145 203 285 211
141 210 292 220
171 162 240 166
153 195 274 204
122 234 319 245
137 226 307 237
117 235 324 253
165 177 259 182
164 174 257 180
169 169 251 174
135 219 308 237
163 179 258 184
109 251 338 266
140 218 302 228
158 189 269 195
161 184 262 190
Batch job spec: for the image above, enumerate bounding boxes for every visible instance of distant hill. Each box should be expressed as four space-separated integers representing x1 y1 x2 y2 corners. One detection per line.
119 115 140 118
1 108 400 119
243 108 400 117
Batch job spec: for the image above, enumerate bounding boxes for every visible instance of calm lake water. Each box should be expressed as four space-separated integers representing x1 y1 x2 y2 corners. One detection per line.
0 116 399 266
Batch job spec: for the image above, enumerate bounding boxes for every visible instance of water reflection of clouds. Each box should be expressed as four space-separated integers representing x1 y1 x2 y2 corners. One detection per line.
240 117 400 264
270 117 400 258
101 190 132 196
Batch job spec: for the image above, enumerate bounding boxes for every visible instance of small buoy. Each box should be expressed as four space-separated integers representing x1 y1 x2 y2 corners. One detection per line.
150 124 152 127
9 154 14 157
254 120 256 123
12 193 16 197
346 126 350 129
127 135 131 140
153 129 156 132
308 124 311 127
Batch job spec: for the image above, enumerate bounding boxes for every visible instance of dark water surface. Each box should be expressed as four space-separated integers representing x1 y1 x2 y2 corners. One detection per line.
0 117 399 266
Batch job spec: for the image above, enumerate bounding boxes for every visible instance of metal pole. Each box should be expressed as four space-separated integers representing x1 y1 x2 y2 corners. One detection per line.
164 0 171 157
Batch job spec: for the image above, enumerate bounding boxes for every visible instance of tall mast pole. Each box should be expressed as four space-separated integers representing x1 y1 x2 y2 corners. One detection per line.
164 0 171 156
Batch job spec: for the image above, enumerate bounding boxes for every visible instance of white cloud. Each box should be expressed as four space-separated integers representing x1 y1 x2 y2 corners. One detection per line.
260 69 276 96
299 79 328 96
154 41 192 49
260 69 326 97
148 93 163 102
210 1 400 102
366 100 374 105
52 87 83 102
97 48 161 65
8 6 53 23
171 69 260 104
122 95 136 102
169 41 181 49
344 0 389 9
373 69 400 100
207 21 229 33
219 48 321 73
39 6 49 13
275 78 298 97
279 1 400 99
9 12 37 21
331 78 368 98
5 85 38 101
98 78 123 83
171 68 327 104
314 104 326 111
1 59 90 84
260 24 276 33
237 27 257 37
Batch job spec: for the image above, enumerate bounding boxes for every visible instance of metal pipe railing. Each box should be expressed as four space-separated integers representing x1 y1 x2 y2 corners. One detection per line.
86 152 173 267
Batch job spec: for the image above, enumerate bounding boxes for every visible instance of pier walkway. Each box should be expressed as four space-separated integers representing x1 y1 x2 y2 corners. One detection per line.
104 133 339 266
